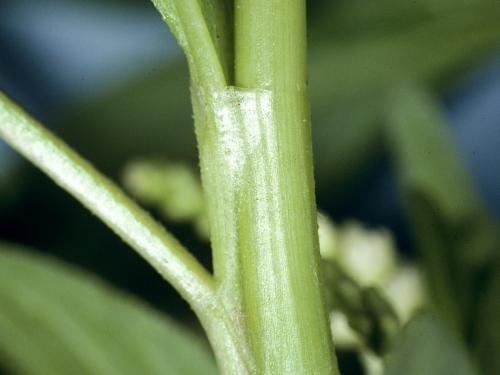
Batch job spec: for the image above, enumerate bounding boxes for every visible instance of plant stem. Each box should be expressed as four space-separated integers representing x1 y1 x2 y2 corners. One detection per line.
151 0 227 88
153 1 339 372
232 1 338 373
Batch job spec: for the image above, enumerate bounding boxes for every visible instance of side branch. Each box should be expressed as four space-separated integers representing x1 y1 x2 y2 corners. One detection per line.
0 92 215 314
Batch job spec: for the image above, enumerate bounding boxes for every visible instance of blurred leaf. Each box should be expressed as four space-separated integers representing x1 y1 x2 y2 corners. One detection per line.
0 242 217 375
384 83 499 334
312 0 496 40
122 159 208 238
385 312 477 375
310 5 500 192
475 259 500 375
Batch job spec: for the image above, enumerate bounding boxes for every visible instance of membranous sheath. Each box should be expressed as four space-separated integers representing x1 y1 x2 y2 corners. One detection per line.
193 85 336 373
193 86 273 302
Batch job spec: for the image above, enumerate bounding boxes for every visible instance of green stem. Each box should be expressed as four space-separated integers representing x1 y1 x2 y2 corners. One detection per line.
151 0 227 88
229 1 337 373
153 1 339 372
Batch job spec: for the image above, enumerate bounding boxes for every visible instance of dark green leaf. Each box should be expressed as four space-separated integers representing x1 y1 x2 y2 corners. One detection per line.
310 4 500 192
384 83 499 334
385 313 477 375
475 260 500 375
0 243 217 375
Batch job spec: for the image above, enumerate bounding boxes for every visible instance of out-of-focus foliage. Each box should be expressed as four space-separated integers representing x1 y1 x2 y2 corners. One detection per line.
475 264 500 375
385 84 499 336
0 243 217 375
310 0 500 192
123 160 208 237
385 313 476 375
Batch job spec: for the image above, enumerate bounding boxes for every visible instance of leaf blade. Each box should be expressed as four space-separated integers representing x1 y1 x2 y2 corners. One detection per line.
385 313 477 375
384 83 499 334
0 243 218 375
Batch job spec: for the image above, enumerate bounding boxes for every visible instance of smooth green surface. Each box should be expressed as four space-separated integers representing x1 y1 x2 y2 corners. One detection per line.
0 243 217 375
151 0 227 89
384 84 499 335
475 260 500 375
385 313 476 375
233 1 337 373
308 2 500 192
153 0 338 372
193 86 337 373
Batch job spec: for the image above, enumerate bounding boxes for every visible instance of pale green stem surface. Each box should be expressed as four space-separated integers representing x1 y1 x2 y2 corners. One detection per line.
147 1 339 372
232 1 338 373
0 92 252 375
177 0 339 373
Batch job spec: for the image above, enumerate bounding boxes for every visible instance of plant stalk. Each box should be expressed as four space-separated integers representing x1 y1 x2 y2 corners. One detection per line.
181 0 338 371
230 1 337 373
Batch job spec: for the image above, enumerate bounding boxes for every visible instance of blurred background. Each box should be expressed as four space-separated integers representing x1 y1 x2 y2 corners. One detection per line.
1 0 500 374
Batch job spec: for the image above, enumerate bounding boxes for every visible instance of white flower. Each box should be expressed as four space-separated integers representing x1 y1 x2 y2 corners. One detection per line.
317 213 339 261
338 222 396 287
329 311 361 349
384 265 426 322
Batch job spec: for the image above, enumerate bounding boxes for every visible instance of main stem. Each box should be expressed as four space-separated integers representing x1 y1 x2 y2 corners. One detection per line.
189 0 338 372
233 1 337 373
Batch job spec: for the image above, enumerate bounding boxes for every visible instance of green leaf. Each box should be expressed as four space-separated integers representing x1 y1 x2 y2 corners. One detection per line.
475 260 500 375
310 4 500 191
384 83 499 333
0 242 218 375
312 0 496 39
385 313 477 375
